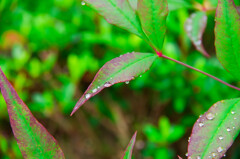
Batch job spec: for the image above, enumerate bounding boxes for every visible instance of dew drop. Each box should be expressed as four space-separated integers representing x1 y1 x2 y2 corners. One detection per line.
199 115 202 118
186 25 192 32
197 156 201 159
219 136 224 140
212 153 216 157
81 1 86 5
125 81 130 84
188 137 191 142
206 113 215 120
223 154 226 157
217 147 223 153
233 127 235 129
97 86 100 89
227 128 231 132
195 40 202 46
231 111 235 114
234 117 237 120
92 88 97 93
185 153 188 157
199 122 204 127
140 75 142 78
104 82 112 87
85 93 91 99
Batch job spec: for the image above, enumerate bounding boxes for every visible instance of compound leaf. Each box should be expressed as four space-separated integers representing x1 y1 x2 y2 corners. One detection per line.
188 98 240 158
121 131 137 159
85 0 144 38
185 11 209 57
0 68 65 159
137 0 168 52
215 0 240 80
71 53 157 115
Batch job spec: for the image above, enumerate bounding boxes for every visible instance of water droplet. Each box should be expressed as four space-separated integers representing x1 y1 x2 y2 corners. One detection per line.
212 153 216 157
85 93 91 99
104 82 112 87
125 81 130 84
226 128 231 132
92 88 97 93
97 86 100 89
195 40 201 46
206 113 215 120
81 1 86 5
120 55 123 57
233 127 235 129
185 153 188 156
231 111 235 114
197 156 201 159
199 115 202 118
140 75 142 78
217 147 223 153
219 136 224 140
199 122 204 127
110 77 113 80
234 117 237 120
223 154 226 157
188 137 191 142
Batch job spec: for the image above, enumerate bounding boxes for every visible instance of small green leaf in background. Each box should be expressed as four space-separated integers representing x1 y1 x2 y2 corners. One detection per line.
85 0 144 38
137 0 168 52
215 0 240 80
167 0 193 11
71 53 157 115
0 68 65 159
121 131 137 159
185 11 209 57
188 98 240 158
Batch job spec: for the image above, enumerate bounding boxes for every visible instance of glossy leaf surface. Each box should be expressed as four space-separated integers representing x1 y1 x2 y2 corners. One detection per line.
188 98 240 159
185 11 209 57
85 0 144 37
137 0 168 52
215 0 240 80
121 131 137 159
71 53 157 115
168 0 193 11
0 68 65 159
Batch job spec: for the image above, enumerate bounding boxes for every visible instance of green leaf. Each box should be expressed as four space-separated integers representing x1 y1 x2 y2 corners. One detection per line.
167 0 193 11
121 131 137 159
0 68 65 159
188 98 240 158
215 0 240 80
71 52 157 115
85 0 144 37
129 0 138 10
137 0 168 52
185 12 209 57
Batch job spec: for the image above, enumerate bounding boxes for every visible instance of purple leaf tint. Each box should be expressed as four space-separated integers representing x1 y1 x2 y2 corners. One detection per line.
215 0 240 80
121 131 137 159
84 0 144 38
188 98 240 159
0 68 65 159
71 52 158 115
137 0 168 52
185 11 209 57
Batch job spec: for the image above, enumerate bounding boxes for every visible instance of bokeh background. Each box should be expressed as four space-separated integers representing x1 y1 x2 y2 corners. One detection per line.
0 0 240 158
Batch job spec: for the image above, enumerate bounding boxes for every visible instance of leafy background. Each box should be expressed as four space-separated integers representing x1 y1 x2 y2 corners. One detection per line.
0 0 240 158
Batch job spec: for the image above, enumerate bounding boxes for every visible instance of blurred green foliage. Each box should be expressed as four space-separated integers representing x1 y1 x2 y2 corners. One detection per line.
0 0 240 158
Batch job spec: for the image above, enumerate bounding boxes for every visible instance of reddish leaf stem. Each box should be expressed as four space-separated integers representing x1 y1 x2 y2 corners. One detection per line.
160 55 240 91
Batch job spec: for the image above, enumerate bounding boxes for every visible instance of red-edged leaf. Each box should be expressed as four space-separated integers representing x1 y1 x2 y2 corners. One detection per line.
121 131 137 159
71 53 157 115
185 11 209 57
137 0 168 52
188 98 240 159
0 68 65 159
215 0 240 80
84 0 144 38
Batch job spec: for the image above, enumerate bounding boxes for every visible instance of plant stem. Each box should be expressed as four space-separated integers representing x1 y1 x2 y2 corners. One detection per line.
160 54 240 91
